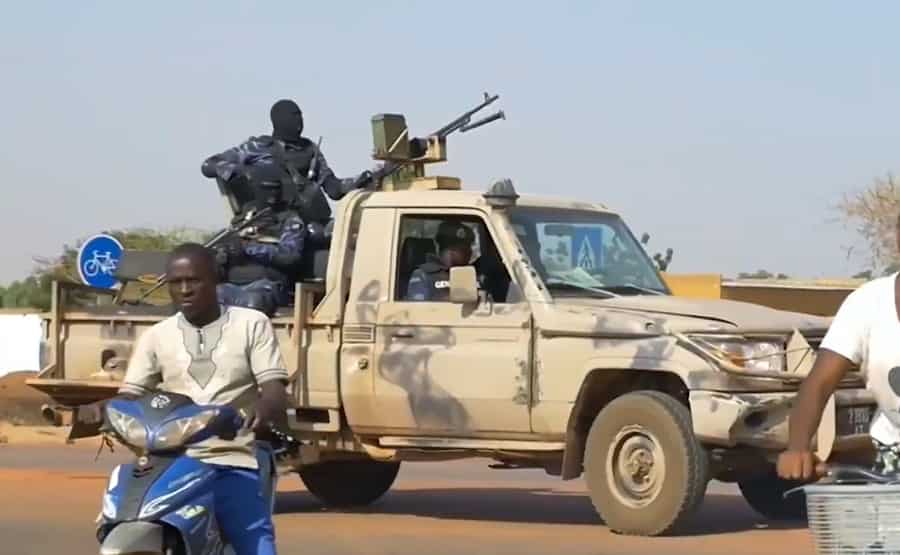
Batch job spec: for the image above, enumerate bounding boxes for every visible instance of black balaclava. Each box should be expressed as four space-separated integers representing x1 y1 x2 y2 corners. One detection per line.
270 99 304 142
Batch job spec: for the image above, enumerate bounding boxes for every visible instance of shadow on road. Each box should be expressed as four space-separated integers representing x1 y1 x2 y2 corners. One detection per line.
275 488 806 536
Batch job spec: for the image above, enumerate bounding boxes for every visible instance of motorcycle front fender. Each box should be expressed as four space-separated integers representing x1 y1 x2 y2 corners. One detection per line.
99 521 164 555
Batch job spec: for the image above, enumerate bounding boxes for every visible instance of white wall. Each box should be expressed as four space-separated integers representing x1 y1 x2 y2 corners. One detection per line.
0 314 43 377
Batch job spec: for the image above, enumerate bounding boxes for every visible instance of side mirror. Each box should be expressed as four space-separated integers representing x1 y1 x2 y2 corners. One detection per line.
449 266 479 304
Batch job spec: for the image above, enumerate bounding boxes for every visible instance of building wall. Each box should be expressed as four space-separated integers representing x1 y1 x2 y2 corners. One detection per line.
720 286 853 317
661 273 860 317
0 313 43 377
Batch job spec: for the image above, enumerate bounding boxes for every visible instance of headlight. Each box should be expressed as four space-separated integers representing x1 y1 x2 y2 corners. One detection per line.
107 407 148 448
704 340 785 372
153 410 218 451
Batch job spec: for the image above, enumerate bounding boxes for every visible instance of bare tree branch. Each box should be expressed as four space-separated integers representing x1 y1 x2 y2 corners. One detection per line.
834 173 900 275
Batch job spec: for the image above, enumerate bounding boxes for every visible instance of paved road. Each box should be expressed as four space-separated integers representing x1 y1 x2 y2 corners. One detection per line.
0 444 817 555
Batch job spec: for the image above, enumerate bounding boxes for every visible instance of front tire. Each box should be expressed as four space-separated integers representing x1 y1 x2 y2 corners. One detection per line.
298 460 400 508
738 467 807 521
583 390 710 536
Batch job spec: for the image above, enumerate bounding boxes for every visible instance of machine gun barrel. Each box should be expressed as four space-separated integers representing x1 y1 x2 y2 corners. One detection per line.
431 92 500 138
459 110 505 133
372 92 503 186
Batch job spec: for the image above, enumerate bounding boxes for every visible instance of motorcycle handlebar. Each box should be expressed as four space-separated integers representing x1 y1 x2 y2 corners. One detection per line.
817 463 900 484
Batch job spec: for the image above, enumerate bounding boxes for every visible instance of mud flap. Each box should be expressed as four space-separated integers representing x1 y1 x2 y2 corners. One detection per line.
100 521 164 555
68 408 103 441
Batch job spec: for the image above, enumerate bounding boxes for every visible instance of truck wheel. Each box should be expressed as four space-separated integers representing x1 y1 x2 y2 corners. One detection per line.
738 468 806 521
583 390 709 536
298 460 401 508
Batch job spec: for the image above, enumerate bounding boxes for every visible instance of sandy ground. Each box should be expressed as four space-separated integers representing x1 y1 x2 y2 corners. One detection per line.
0 421 70 445
0 441 819 555
0 371 70 445
0 371 51 424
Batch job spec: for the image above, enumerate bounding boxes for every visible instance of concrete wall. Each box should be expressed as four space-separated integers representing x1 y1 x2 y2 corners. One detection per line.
661 273 862 317
660 273 722 299
720 285 855 317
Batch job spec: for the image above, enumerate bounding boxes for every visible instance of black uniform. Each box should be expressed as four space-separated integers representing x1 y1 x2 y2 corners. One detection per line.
212 166 306 316
201 99 373 315
201 99 373 224
406 253 453 301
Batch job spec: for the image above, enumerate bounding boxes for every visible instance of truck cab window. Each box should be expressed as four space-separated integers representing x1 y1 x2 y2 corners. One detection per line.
394 215 512 303
507 207 669 296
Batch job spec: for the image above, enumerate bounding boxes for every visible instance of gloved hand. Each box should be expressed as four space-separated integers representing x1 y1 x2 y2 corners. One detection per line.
201 160 218 179
353 170 375 189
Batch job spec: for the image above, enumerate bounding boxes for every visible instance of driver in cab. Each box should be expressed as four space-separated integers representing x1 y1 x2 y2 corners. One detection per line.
406 220 477 302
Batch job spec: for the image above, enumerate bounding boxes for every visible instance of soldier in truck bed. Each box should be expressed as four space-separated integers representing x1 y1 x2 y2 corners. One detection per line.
201 98 374 226
213 162 306 317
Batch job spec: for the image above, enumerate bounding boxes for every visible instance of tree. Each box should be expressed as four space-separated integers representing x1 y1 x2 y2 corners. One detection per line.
1 274 54 310
835 172 900 276
2 227 214 310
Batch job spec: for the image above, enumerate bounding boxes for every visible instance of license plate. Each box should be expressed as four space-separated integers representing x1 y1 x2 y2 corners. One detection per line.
836 405 876 436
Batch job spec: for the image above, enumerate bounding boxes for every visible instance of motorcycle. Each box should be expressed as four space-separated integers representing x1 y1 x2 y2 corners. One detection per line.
94 391 298 555
786 412 900 554
789 462 900 555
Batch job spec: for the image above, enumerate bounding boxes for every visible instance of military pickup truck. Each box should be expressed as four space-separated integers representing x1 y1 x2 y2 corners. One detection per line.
29 100 876 537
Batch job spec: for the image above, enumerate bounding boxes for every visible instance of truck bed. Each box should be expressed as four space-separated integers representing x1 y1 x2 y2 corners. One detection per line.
27 280 324 409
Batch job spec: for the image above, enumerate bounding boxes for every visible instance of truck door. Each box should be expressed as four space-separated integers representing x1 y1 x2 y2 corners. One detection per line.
371 210 532 435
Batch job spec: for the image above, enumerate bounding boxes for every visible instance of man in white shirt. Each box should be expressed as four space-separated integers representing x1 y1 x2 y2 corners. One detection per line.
79 243 290 555
778 224 900 480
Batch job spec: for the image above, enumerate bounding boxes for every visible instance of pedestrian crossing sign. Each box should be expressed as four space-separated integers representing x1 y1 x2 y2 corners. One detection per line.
571 228 604 272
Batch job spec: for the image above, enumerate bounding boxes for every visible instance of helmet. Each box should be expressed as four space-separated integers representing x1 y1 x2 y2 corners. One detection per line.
435 220 474 250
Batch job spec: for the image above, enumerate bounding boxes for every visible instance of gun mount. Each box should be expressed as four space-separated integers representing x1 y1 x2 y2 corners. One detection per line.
370 92 505 191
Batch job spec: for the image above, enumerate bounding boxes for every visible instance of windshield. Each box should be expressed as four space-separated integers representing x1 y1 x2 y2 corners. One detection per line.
506 206 670 297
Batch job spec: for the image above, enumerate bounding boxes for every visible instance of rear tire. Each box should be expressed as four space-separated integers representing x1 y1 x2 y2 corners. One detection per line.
298 460 400 508
583 390 710 536
738 467 807 521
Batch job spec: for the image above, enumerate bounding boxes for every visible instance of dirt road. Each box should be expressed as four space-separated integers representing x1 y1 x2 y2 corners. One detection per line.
0 442 816 555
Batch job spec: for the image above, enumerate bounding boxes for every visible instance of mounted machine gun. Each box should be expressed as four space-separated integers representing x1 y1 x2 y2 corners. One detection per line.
369 92 506 190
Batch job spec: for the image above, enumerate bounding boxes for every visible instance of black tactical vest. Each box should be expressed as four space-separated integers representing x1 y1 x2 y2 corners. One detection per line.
263 137 333 224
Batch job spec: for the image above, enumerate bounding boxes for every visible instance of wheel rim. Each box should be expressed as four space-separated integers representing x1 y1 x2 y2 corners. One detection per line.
606 424 666 509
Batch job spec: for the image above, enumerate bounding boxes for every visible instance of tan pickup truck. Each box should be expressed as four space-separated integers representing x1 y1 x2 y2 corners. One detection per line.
29 108 876 537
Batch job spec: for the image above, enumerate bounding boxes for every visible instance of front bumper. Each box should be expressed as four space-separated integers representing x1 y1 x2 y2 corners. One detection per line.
689 388 876 459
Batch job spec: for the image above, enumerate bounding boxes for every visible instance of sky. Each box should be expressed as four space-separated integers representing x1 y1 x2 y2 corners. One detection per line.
1 1 898 284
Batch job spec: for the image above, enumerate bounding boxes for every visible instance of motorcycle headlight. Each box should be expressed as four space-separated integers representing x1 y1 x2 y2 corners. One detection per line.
107 407 148 448
153 410 218 451
704 339 785 373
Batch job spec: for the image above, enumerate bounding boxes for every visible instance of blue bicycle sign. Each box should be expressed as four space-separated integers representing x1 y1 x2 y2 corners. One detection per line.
77 234 124 289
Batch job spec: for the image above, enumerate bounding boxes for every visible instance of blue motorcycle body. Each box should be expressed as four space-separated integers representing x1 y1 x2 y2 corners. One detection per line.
95 391 276 555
